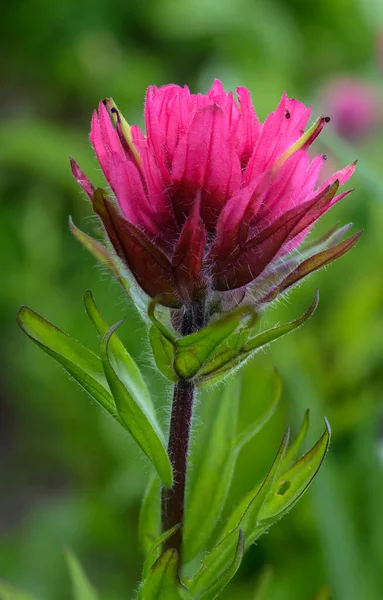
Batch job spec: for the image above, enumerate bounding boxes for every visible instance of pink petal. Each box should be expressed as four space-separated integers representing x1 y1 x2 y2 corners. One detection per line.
244 94 312 184
171 104 242 230
70 158 95 200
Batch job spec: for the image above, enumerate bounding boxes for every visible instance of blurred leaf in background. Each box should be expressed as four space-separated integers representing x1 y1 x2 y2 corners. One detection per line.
1 0 383 599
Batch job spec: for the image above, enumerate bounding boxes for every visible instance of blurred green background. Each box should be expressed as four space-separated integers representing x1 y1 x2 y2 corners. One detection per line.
1 0 383 598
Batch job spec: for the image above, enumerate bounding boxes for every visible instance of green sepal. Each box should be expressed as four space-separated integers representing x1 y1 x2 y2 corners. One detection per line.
0 581 38 600
138 550 192 600
187 529 243 598
83 290 156 419
16 306 120 423
196 291 319 387
174 306 256 380
100 322 173 488
65 549 98 600
139 474 161 554
69 217 130 295
149 326 178 382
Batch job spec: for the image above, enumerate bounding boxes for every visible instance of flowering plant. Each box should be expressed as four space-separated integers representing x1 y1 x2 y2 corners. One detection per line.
16 80 361 599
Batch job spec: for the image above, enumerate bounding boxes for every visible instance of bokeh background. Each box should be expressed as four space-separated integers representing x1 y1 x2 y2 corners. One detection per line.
1 0 383 598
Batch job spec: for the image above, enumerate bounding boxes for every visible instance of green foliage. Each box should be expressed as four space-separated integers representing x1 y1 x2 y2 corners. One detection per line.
139 551 192 600
0 581 38 600
17 298 173 488
65 550 98 600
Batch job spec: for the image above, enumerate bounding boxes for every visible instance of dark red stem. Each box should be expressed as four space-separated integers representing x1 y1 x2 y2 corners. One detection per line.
161 301 206 556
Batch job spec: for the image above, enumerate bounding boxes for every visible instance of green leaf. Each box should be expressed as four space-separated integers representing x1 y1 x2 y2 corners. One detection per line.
65 549 98 600
220 428 290 548
311 585 331 600
198 531 244 600
142 524 182 581
174 306 256 380
234 370 282 450
0 581 38 600
197 291 319 387
69 217 130 295
258 419 331 524
139 474 161 554
187 529 242 597
149 326 178 382
16 306 120 423
83 290 156 419
139 550 192 600
252 565 273 600
100 322 173 488
184 377 242 561
281 409 310 469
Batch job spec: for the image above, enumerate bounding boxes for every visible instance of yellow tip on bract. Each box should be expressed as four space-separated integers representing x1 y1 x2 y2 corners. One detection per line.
274 116 325 169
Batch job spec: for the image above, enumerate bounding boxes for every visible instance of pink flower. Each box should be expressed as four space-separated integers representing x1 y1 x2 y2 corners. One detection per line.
320 77 381 142
71 80 360 309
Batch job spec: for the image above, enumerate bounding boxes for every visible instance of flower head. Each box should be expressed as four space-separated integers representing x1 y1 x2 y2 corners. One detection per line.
71 80 360 311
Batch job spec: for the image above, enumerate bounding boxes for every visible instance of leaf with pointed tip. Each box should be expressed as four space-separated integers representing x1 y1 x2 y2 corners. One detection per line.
261 231 362 303
139 550 192 600
197 292 319 387
139 474 161 554
16 306 120 422
198 530 244 600
69 217 130 295
142 524 183 581
184 377 242 561
187 528 241 597
65 549 98 600
258 419 331 524
238 429 290 549
281 410 310 469
100 323 173 488
83 290 156 418
0 581 38 600
174 306 256 380
149 326 178 382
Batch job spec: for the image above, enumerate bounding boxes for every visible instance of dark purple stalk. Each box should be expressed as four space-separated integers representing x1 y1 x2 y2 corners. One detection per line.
161 300 206 556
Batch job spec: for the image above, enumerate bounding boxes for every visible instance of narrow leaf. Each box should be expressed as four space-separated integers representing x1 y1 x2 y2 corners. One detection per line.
142 524 183 581
84 290 156 419
184 377 242 561
139 474 161 554
17 307 119 422
0 581 38 600
234 370 282 450
188 529 241 597
261 231 362 302
65 549 98 600
100 322 173 488
69 217 130 295
139 550 192 600
258 419 331 524
198 530 244 600
281 409 310 469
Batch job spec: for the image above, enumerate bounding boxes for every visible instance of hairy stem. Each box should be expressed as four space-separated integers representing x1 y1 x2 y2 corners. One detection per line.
161 300 206 556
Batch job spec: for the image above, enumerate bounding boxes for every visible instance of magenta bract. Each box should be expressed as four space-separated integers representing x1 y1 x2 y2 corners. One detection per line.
72 80 359 308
